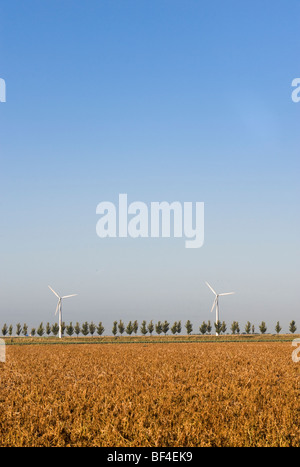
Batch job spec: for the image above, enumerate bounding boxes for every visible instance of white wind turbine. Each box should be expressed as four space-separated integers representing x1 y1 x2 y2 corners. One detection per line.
48 286 78 338
205 282 235 335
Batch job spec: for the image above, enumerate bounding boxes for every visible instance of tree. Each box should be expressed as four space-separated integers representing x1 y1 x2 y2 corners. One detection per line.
214 321 222 335
207 320 212 335
185 320 192 335
231 321 239 335
221 321 227 334
1 324 8 336
8 325 13 336
66 322 74 337
61 322 66 336
289 320 297 334
22 323 28 336
251 324 255 334
140 320 148 336
51 323 59 336
45 322 51 336
171 322 178 335
259 321 267 334
31 328 36 336
112 321 118 336
89 322 96 337
275 321 282 334
81 322 89 336
162 320 170 336
74 322 81 336
245 321 251 334
155 321 162 335
16 323 22 336
147 320 154 336
126 321 134 335
133 320 139 335
118 320 125 335
177 320 182 334
97 322 105 336
199 321 207 335
37 323 44 337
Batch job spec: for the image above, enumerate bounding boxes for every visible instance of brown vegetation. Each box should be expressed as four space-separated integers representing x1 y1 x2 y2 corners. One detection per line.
0 342 299 446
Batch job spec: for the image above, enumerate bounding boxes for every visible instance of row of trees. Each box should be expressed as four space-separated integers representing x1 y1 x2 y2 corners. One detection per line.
1 319 298 337
112 320 186 336
205 320 296 335
1 321 105 337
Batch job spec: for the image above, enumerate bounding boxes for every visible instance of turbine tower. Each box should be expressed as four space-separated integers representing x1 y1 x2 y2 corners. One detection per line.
48 286 78 338
205 282 235 335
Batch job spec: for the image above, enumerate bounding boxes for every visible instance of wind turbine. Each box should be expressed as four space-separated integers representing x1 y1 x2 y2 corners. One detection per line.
48 286 78 338
205 282 235 335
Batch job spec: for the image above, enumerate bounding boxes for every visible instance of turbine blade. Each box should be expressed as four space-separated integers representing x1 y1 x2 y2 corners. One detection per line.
210 298 217 313
55 301 60 315
62 294 78 299
205 281 217 296
219 292 235 296
48 285 60 298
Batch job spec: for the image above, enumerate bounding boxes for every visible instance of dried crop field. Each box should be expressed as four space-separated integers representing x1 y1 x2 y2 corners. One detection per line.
1 342 300 447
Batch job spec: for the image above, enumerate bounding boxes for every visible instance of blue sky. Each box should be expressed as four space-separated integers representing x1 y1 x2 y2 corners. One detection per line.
0 0 299 333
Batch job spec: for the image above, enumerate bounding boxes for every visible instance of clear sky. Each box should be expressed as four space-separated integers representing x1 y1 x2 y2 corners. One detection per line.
0 0 299 333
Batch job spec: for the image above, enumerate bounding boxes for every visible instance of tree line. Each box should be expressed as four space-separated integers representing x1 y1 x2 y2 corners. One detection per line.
0 319 298 337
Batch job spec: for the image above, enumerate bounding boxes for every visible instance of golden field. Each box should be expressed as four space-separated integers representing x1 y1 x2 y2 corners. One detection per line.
0 342 300 447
